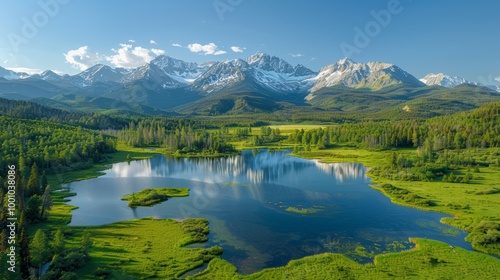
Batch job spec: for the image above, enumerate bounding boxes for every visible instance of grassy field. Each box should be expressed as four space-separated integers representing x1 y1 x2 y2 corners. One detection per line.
121 187 189 207
267 124 327 135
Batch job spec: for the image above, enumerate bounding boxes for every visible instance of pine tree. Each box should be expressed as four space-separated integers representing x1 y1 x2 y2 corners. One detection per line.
40 185 53 219
26 162 40 196
30 229 49 278
52 229 65 255
19 227 30 278
41 170 48 190
25 194 41 222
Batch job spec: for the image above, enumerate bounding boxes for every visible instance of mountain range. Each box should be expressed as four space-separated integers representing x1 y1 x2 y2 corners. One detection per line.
0 52 499 117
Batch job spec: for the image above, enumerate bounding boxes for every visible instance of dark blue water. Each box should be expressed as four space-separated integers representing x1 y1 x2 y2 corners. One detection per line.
66 150 471 274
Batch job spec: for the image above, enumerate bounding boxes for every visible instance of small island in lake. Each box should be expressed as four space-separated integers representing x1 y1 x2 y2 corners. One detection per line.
285 206 323 215
121 188 189 207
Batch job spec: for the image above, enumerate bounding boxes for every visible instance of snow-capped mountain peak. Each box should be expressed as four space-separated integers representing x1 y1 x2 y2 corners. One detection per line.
0 66 29 80
420 73 476 88
309 59 424 93
338 57 354 65
150 55 206 84
27 70 62 81
247 52 295 74
77 64 124 85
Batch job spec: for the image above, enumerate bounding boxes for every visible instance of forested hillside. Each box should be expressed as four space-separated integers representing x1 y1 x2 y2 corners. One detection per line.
288 101 500 150
0 97 128 130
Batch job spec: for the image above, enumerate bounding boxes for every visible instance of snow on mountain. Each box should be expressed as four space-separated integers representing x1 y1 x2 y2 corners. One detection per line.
0 66 29 80
486 85 500 92
150 55 205 84
247 52 316 93
29 70 62 81
309 58 424 92
189 53 317 94
121 63 185 89
191 59 251 93
420 73 477 87
7 54 489 97
247 52 295 74
76 64 124 85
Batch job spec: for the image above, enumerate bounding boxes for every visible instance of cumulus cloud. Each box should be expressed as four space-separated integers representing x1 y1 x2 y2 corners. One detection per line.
129 39 136 43
151 48 165 56
172 43 182 48
230 46 245 53
289 53 303 58
64 46 102 71
187 43 226 55
495 76 500 83
150 40 157 45
106 44 165 68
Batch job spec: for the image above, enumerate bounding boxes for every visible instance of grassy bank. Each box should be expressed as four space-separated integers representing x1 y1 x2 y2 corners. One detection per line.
192 238 499 279
74 218 222 279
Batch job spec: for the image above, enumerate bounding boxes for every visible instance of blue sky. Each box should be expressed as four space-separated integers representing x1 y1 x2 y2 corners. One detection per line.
0 0 499 84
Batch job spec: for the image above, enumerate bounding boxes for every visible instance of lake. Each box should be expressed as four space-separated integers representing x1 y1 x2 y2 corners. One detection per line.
66 150 471 274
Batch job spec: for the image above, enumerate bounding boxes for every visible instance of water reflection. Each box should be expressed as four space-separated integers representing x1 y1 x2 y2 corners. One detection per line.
104 150 369 185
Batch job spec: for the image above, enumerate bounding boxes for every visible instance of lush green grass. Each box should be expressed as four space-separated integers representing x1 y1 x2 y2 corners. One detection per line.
267 124 326 135
121 187 189 207
285 206 322 215
73 218 222 279
191 238 499 279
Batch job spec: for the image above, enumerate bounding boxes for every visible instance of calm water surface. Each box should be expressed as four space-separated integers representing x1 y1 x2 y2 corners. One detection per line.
66 150 471 274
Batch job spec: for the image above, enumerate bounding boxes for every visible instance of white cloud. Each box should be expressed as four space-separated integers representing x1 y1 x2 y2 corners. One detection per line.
64 46 102 71
495 76 500 83
150 40 157 45
230 46 245 53
129 39 136 43
5 67 43 75
289 53 304 58
106 44 165 68
151 48 165 56
52 70 65 75
187 43 226 55
172 43 182 48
